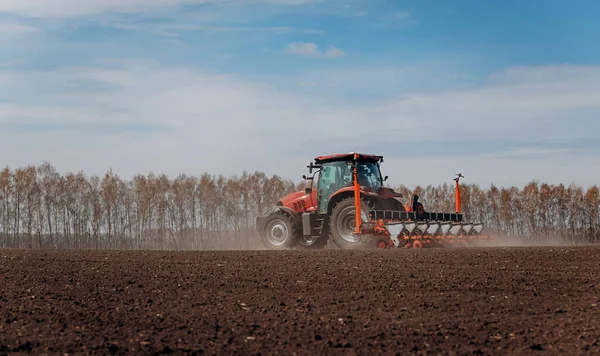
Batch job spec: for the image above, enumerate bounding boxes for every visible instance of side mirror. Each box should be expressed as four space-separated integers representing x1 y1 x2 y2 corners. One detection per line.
384 176 388 181
304 187 312 194
306 162 321 174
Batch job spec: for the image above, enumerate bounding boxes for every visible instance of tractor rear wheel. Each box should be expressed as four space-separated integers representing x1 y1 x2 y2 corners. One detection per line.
260 212 299 250
327 197 373 249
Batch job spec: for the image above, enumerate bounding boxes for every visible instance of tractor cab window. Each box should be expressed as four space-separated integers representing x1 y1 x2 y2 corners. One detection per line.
316 160 383 213
356 161 383 191
316 162 347 213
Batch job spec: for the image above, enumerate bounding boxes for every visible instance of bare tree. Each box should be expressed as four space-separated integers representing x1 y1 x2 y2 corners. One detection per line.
0 162 598 250
0 167 12 247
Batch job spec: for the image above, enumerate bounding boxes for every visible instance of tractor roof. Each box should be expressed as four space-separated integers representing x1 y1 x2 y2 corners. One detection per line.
314 152 383 164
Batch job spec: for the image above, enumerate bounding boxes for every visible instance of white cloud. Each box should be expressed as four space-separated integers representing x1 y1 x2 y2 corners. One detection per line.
284 42 346 58
289 60 476 96
0 0 213 17
285 42 319 56
0 0 320 18
1 62 600 188
0 59 361 178
109 22 322 37
0 22 40 34
323 46 346 58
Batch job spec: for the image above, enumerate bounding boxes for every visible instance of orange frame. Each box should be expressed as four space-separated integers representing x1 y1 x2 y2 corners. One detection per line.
353 153 362 234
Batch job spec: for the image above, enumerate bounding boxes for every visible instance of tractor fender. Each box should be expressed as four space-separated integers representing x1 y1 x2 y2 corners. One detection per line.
256 206 301 232
326 190 378 215
274 206 302 229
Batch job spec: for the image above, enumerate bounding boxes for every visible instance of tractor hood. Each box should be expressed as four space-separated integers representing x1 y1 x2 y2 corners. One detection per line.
276 186 404 214
276 187 403 207
277 190 308 207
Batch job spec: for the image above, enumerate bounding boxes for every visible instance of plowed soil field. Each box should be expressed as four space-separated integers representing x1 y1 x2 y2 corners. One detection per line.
1 246 599 355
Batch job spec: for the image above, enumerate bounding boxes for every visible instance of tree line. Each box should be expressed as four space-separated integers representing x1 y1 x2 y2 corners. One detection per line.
0 162 598 250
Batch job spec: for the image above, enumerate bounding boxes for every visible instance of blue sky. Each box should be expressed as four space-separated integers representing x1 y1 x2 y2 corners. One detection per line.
1 0 600 188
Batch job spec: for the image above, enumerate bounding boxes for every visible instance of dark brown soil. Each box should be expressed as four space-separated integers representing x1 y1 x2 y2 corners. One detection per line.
1 246 599 355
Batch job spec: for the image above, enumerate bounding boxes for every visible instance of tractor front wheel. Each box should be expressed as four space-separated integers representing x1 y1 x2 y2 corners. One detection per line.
328 197 373 249
260 212 299 250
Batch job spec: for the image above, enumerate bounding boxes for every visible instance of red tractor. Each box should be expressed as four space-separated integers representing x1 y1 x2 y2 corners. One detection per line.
256 153 490 250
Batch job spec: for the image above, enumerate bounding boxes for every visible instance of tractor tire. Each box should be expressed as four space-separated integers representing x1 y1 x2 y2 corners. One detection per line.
259 211 299 250
327 197 374 250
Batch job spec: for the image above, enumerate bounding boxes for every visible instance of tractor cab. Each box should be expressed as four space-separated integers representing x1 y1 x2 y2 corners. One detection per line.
313 161 383 214
309 155 385 214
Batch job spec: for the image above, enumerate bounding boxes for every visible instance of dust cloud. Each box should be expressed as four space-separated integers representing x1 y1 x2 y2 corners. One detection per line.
467 234 576 248
194 234 579 251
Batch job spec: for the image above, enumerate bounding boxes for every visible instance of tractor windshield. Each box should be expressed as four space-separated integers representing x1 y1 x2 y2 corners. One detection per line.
356 161 383 191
